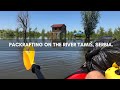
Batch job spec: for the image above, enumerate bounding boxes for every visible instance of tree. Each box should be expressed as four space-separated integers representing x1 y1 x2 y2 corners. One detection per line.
107 28 113 36
99 27 105 37
91 31 97 39
81 11 100 42
73 30 77 33
16 28 19 39
69 31 74 40
67 31 70 40
19 31 23 39
113 27 120 40
96 29 100 38
29 28 32 41
41 29 45 40
6 30 15 39
34 27 40 39
46 31 50 39
49 30 52 40
17 11 29 43
34 27 37 39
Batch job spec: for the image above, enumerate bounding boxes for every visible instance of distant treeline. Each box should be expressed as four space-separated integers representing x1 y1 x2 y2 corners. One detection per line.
0 27 119 40
72 27 120 40
90 27 119 40
68 27 120 40
0 28 45 39
0 28 76 40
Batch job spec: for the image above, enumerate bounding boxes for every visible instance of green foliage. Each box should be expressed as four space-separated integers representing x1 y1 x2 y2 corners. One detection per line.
41 29 45 40
66 31 74 40
15 28 19 39
90 27 118 40
81 11 100 41
99 27 105 37
29 28 32 39
46 31 50 39
0 28 41 39
91 31 97 39
113 27 120 40
0 29 15 39
107 28 113 36
73 30 77 33
6 30 15 39
1 27 120 41
33 28 40 39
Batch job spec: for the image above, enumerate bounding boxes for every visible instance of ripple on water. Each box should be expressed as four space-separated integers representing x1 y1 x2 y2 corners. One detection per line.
0 49 85 79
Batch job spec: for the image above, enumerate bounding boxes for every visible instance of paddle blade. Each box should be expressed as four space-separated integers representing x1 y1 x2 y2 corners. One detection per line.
23 46 35 70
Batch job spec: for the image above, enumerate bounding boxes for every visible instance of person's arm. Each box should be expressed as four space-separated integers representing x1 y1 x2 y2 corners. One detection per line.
85 70 106 79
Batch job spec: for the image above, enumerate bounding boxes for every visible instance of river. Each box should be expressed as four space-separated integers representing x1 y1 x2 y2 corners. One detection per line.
0 39 86 79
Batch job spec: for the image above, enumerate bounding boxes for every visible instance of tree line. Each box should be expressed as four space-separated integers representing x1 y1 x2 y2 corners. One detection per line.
0 11 119 41
16 11 100 42
0 28 80 40
0 28 40 39
0 27 119 40
67 27 119 40
87 27 119 40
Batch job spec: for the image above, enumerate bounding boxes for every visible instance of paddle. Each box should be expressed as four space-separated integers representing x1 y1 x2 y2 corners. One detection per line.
23 45 44 79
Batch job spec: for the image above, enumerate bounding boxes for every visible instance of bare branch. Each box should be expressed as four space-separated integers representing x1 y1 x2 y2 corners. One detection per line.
17 11 30 40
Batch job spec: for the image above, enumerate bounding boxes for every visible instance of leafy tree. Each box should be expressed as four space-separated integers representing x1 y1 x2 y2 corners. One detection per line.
41 29 45 40
107 28 113 36
73 30 77 33
81 11 100 42
113 27 120 40
15 28 19 39
99 27 105 37
6 30 15 39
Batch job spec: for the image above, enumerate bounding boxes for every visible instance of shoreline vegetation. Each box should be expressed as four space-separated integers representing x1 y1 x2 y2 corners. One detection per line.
0 27 118 41
0 11 118 42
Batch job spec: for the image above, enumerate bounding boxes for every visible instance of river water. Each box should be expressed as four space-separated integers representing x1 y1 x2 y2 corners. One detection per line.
0 39 86 79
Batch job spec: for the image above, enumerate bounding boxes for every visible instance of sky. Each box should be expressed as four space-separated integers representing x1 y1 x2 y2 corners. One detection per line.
0 11 120 32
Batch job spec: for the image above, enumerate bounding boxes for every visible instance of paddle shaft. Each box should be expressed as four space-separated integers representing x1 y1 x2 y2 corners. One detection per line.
32 64 45 79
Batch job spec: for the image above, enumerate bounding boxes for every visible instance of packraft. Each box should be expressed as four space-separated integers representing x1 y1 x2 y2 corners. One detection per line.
66 37 120 79
66 62 88 79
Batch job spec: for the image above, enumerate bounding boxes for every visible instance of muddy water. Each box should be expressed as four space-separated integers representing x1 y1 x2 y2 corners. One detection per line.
0 40 86 79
